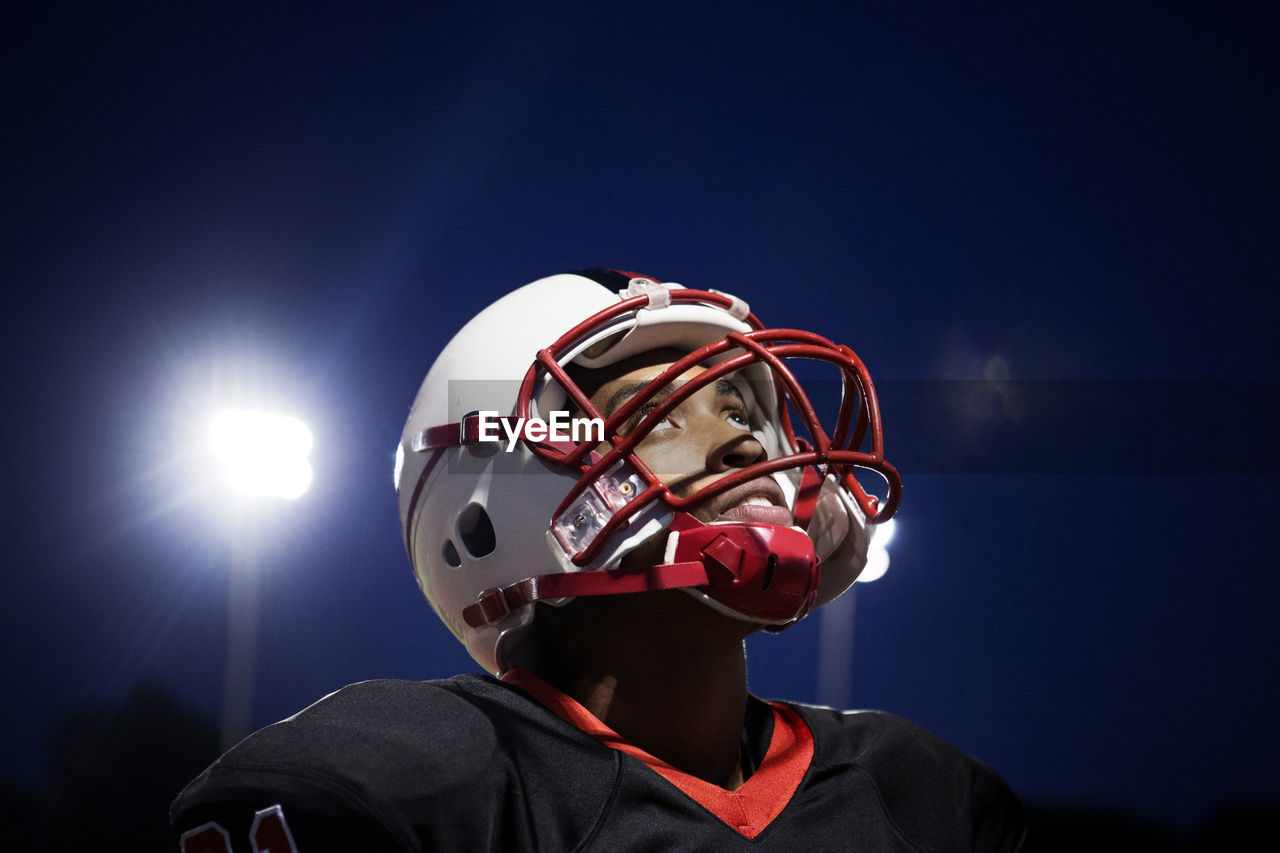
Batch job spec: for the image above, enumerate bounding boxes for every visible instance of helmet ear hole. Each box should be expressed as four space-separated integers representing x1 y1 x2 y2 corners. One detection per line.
442 540 462 568
458 503 497 559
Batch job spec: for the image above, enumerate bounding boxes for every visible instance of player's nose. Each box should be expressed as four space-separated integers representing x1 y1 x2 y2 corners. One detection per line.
704 422 766 473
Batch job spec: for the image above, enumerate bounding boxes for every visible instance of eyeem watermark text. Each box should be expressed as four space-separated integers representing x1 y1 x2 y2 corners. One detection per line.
476 411 604 451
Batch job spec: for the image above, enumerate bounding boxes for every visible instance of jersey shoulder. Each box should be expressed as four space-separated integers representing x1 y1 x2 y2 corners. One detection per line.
788 703 1026 853
171 674 617 852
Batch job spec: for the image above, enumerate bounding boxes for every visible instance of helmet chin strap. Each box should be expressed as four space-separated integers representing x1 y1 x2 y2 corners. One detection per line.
461 513 820 629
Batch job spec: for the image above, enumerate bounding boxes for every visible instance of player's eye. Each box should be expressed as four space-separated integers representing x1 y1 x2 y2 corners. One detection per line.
637 403 676 432
623 400 675 435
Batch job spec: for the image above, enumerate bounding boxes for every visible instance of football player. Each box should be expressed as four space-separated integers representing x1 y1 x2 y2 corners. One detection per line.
172 269 1025 851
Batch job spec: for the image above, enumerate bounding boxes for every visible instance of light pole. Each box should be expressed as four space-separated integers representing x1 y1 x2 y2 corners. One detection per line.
816 517 895 708
207 409 313 750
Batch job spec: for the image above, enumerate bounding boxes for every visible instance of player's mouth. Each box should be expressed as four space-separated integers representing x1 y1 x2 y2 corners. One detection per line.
709 478 793 527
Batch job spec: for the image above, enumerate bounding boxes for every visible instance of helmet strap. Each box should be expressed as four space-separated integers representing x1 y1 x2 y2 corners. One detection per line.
462 514 819 629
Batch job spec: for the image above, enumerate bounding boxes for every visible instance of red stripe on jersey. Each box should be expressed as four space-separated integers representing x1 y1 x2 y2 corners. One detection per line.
501 667 814 840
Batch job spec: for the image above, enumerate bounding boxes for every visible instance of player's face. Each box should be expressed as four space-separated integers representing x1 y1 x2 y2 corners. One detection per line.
584 350 794 528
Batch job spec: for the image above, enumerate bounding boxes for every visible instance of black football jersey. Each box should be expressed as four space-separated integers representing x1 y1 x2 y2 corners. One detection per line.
171 672 1025 852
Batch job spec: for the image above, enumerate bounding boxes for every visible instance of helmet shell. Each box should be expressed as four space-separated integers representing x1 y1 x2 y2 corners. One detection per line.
396 271 881 673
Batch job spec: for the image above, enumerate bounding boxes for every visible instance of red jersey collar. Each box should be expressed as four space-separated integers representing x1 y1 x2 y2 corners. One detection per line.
500 667 814 840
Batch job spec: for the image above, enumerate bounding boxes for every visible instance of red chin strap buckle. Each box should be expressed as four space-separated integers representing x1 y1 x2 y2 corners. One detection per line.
665 514 820 624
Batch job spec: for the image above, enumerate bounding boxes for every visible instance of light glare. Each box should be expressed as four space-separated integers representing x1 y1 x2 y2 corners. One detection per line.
872 517 896 548
858 547 890 583
857 517 896 583
208 410 314 500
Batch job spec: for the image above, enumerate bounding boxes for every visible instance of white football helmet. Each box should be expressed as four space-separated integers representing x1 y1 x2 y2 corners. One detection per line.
395 269 900 674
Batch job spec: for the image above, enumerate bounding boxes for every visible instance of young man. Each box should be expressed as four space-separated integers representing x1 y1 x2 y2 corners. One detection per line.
172 270 1025 851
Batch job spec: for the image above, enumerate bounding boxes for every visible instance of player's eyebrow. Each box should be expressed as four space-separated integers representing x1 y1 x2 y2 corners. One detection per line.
606 377 747 419
605 381 670 418
715 378 746 405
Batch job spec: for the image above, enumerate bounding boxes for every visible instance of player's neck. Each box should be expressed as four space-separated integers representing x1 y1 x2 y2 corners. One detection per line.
529 591 751 790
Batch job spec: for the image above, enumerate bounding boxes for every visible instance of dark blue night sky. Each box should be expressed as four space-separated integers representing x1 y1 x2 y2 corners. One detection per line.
3 1 1277 844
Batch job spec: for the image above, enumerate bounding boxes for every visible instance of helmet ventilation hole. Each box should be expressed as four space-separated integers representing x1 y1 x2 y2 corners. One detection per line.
761 555 777 591
457 502 497 559
442 540 462 568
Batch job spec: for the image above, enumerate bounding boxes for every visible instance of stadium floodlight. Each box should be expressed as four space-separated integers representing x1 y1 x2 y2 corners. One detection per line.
818 516 897 706
208 410 313 500
204 408 313 749
856 517 895 583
